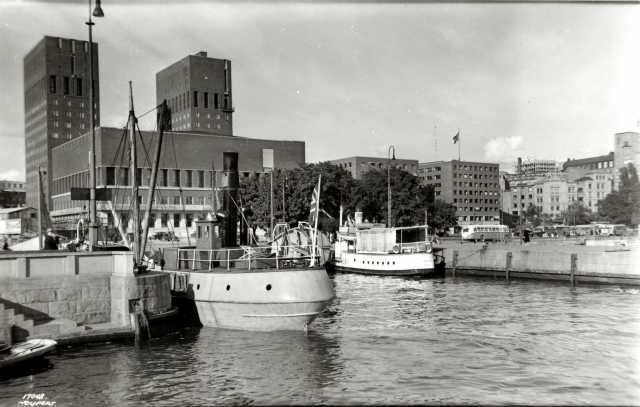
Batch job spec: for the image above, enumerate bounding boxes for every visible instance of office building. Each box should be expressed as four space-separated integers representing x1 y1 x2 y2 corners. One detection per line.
331 156 419 180
23 36 99 210
418 160 500 224
156 51 233 135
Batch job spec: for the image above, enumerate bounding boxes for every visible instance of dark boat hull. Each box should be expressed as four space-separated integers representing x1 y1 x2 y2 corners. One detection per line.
329 263 445 277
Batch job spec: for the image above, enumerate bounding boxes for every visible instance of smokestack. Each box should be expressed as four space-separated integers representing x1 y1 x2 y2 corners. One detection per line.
221 152 239 247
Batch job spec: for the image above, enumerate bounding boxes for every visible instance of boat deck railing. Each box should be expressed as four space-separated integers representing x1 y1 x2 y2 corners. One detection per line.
175 245 332 271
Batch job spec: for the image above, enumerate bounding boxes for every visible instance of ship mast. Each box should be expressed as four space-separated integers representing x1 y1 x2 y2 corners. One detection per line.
139 100 169 261
127 82 140 266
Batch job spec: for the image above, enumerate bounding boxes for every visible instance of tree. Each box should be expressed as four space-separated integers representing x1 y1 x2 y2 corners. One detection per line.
239 162 354 232
349 167 457 230
598 163 640 225
562 202 592 225
523 203 543 227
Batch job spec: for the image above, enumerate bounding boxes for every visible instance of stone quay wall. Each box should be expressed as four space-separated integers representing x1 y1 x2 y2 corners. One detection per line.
0 251 171 330
439 240 640 285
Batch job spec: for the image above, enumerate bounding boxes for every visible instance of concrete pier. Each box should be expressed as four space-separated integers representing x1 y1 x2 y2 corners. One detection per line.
0 251 174 343
440 239 640 286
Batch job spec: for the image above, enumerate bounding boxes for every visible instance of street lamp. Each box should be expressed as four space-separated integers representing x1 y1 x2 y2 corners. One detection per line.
87 0 104 250
387 145 396 228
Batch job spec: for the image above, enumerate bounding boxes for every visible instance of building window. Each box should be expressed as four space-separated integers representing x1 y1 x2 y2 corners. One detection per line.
173 214 180 227
63 77 70 95
136 168 143 186
173 169 180 187
185 196 193 205
173 196 181 205
214 93 219 109
185 170 193 187
76 78 82 96
161 213 168 227
193 91 198 107
106 167 115 185
204 92 209 108
49 75 57 94
186 213 193 227
197 170 204 188
160 169 168 187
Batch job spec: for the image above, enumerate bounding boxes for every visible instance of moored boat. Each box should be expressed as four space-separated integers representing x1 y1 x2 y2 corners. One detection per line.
0 339 57 371
161 171 334 332
329 224 445 277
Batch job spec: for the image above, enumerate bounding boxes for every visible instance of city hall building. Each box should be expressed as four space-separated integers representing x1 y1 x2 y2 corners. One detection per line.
42 49 305 236
49 127 304 235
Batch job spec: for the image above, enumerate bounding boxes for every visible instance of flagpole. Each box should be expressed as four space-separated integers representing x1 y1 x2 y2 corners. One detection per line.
458 128 461 161
433 123 437 158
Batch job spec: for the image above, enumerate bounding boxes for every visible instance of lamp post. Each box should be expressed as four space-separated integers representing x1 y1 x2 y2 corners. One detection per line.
87 0 104 250
387 145 396 228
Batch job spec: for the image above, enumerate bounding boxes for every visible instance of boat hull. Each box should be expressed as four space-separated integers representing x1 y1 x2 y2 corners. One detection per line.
186 268 334 331
330 251 442 277
0 339 57 370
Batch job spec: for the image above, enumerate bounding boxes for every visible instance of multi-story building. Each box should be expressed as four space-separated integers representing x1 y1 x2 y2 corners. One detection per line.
330 156 418 180
156 51 233 135
23 36 100 210
418 160 500 224
614 131 640 188
515 157 558 176
562 152 614 181
502 170 614 220
49 127 305 236
0 180 25 193
504 174 569 219
47 52 305 236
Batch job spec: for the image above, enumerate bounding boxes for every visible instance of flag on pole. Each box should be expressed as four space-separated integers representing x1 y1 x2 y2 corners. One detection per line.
453 131 460 144
309 174 321 267
309 175 321 225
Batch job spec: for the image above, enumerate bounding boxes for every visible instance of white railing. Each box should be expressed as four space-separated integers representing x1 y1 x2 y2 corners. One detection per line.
175 245 332 271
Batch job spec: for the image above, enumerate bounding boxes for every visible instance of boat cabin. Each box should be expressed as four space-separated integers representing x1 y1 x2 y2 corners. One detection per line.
338 226 431 255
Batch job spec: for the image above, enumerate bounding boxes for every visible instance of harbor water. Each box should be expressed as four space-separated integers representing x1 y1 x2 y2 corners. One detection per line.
1 274 640 405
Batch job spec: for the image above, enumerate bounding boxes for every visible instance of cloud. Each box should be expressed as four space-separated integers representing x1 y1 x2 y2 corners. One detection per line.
484 136 523 164
0 169 24 181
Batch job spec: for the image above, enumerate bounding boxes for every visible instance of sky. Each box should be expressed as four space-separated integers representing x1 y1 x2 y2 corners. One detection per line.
0 1 639 181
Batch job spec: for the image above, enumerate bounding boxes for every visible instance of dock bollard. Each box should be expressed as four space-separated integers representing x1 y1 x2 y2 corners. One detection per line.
570 253 578 287
505 252 512 281
452 250 458 277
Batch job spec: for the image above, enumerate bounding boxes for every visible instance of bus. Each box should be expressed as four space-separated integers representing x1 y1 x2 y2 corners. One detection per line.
460 224 510 242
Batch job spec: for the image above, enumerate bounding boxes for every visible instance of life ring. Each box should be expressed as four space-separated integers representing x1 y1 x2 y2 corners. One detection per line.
392 245 400 254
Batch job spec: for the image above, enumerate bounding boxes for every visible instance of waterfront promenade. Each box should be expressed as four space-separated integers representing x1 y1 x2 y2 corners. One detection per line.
438 237 640 286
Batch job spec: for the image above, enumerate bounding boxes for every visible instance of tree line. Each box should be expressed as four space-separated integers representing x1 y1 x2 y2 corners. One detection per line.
238 162 457 233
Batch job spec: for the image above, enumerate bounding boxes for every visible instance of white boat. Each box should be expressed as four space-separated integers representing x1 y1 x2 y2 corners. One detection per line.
163 175 334 332
187 265 333 331
169 236 335 332
0 339 57 370
329 224 445 277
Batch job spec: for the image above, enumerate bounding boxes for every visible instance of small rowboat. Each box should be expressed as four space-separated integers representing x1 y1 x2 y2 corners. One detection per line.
0 339 57 370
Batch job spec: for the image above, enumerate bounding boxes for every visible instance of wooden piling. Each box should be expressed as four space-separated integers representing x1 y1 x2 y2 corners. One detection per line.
452 250 458 277
505 251 512 281
570 253 578 287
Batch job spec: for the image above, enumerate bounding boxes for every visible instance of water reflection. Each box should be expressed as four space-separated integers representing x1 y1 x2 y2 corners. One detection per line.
96 328 342 405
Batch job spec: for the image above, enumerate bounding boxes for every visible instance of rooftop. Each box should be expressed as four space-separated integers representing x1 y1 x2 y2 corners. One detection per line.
562 152 613 170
